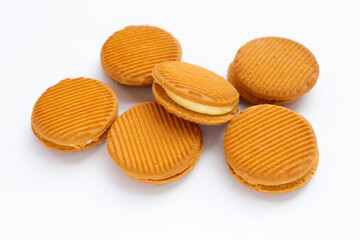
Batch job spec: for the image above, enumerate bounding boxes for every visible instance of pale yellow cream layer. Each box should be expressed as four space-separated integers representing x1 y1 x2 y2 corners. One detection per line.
164 88 236 115
68 139 93 147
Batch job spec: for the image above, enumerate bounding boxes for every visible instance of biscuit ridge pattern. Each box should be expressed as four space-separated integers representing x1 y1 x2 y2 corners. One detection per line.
224 105 318 185
101 26 181 84
233 37 319 99
32 77 118 144
107 102 202 178
154 62 238 106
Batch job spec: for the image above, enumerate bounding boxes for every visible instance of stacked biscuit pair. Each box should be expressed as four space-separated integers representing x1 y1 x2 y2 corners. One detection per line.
32 25 319 193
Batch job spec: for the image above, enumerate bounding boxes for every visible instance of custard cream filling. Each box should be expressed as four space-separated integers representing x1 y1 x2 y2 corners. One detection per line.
68 139 93 147
164 88 236 115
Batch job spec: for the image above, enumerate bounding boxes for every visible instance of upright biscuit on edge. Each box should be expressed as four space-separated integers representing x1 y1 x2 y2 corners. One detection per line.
101 25 182 87
223 104 319 193
107 102 203 184
31 77 118 152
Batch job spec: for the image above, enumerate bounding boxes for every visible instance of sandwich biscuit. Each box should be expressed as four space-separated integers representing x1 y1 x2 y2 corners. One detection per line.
153 61 239 125
228 37 319 104
107 101 203 184
31 77 118 152
101 25 182 87
223 104 319 193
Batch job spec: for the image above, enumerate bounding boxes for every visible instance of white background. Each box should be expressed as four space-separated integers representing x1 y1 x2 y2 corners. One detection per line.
0 0 359 239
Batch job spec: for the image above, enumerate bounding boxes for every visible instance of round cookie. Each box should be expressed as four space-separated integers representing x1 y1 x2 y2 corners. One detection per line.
107 102 203 184
228 37 319 104
228 63 293 105
152 61 240 125
101 25 182 87
31 77 118 152
223 104 319 193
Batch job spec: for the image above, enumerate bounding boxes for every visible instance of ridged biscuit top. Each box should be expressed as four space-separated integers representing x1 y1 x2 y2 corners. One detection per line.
31 78 118 145
107 102 202 180
153 61 239 107
233 37 319 99
101 25 182 86
224 104 318 185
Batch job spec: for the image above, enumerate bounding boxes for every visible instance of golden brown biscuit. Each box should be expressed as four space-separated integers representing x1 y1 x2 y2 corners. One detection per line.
228 63 295 105
152 61 239 125
223 104 319 193
107 102 203 184
101 25 182 87
228 37 319 104
31 77 118 152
